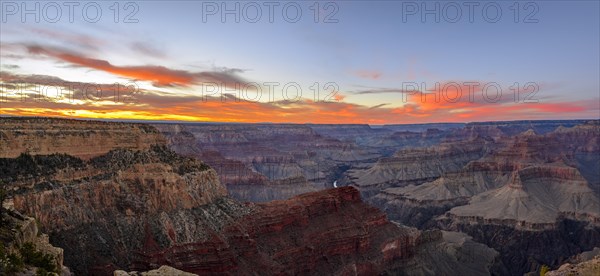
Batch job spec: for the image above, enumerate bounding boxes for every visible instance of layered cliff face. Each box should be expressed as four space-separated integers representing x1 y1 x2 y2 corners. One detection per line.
437 122 600 228
365 121 600 275
0 117 165 159
370 122 600 226
347 139 488 197
465 120 592 136
11 149 226 232
130 187 421 275
3 145 228 274
0 118 228 274
153 123 379 202
129 187 498 276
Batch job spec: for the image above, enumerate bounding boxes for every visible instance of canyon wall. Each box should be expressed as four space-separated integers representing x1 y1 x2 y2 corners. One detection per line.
0 117 165 159
153 123 380 202
363 120 600 275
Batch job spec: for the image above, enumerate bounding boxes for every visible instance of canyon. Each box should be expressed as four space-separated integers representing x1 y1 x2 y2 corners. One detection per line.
148 119 599 275
0 117 501 275
366 120 600 275
0 117 598 275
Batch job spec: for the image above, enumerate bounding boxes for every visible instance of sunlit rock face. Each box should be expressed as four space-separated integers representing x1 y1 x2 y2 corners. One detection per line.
0 117 166 159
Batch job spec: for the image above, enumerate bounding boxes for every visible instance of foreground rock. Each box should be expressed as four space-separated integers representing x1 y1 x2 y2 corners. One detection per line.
130 187 419 275
0 205 70 275
114 265 197 276
545 256 600 276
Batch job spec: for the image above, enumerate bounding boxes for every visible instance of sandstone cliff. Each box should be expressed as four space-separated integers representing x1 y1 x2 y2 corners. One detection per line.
0 117 165 159
0 204 69 275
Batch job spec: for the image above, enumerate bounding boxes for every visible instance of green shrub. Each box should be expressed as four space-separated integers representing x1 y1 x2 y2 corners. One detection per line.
19 243 57 273
0 243 25 275
6 253 25 273
540 264 550 276
36 267 54 276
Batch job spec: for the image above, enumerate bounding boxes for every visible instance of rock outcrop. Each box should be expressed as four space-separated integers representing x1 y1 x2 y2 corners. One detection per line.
3 146 229 275
114 265 198 276
545 256 600 276
0 205 70 275
0 117 165 159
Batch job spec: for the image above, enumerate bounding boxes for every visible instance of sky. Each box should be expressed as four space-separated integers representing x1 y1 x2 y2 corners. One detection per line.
0 0 598 124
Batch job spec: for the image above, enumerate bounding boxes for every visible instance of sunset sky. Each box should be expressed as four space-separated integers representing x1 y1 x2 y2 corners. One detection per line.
1 1 598 124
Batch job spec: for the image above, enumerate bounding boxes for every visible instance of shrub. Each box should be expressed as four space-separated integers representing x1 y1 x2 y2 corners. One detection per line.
19 243 57 273
0 243 25 275
36 267 53 276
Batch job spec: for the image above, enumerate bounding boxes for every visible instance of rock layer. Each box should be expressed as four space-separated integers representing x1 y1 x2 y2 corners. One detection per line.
0 117 165 159
365 120 600 275
131 187 420 275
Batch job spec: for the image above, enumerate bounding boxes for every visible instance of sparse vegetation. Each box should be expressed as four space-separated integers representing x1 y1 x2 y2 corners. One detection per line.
19 242 57 274
0 241 60 275
91 145 211 174
540 264 550 276
35 267 54 276
0 243 25 275
0 153 85 183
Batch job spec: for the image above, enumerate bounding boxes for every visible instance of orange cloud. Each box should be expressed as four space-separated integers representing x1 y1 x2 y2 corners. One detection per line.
2 73 597 124
26 45 247 88
333 93 346 101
